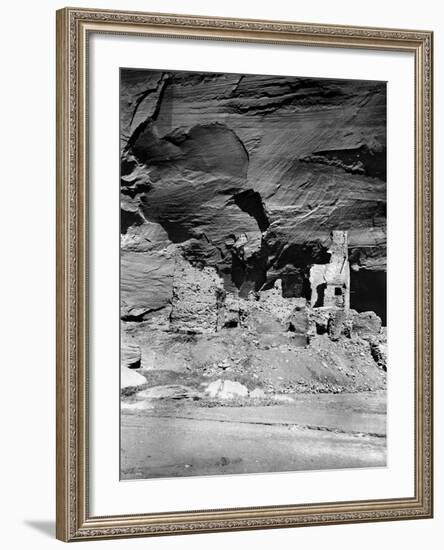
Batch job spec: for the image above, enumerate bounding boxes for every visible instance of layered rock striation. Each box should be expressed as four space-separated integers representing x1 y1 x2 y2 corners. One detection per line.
120 69 387 358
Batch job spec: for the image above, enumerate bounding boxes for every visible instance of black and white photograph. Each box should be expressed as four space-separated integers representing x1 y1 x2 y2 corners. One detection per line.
119 68 387 480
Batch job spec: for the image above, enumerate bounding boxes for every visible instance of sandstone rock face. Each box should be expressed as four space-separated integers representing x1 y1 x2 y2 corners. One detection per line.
121 219 170 253
121 340 141 369
120 249 174 321
119 69 387 381
121 69 386 317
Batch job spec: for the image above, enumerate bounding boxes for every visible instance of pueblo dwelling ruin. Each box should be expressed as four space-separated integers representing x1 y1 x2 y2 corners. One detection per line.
310 230 350 310
122 230 387 375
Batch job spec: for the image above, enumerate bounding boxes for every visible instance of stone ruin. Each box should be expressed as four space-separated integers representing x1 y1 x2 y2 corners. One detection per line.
169 254 225 334
123 230 382 348
122 229 386 374
166 231 372 340
166 231 364 344
310 230 350 310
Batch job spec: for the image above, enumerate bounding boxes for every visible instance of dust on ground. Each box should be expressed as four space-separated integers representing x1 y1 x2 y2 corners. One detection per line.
121 329 387 479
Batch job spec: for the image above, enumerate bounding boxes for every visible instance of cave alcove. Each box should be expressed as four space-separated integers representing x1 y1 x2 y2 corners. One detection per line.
349 268 387 325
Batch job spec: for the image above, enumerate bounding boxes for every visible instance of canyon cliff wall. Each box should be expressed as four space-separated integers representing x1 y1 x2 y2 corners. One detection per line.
120 69 386 322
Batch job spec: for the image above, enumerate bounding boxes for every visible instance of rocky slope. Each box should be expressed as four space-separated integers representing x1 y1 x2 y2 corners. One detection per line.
120 69 387 386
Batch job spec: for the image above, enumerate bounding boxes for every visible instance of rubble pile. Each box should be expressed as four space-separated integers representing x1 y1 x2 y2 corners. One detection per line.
121 232 387 399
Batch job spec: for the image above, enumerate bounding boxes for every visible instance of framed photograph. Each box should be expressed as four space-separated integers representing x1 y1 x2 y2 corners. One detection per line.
56 7 433 541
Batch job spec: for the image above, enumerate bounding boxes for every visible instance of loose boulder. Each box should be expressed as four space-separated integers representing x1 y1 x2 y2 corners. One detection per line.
121 367 146 390
205 379 249 399
352 311 382 340
121 341 141 369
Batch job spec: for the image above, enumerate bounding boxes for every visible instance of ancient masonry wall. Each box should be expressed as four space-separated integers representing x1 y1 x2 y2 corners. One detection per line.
169 254 225 334
310 231 350 309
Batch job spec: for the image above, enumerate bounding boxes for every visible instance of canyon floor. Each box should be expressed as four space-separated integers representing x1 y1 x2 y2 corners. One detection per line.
121 390 386 479
120 325 387 480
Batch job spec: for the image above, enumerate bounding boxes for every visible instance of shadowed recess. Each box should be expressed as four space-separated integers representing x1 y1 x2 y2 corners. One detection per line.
350 269 387 325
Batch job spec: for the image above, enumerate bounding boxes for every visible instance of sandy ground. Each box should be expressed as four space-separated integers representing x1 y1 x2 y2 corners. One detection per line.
120 390 386 479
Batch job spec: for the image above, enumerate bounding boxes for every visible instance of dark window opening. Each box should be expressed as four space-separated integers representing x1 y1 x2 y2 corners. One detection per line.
316 322 328 335
335 287 342 296
302 276 312 302
280 270 312 301
314 283 326 308
224 319 239 329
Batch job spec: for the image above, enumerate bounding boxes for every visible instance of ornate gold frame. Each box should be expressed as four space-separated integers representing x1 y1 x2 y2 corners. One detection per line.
56 7 433 542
